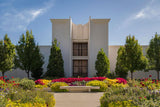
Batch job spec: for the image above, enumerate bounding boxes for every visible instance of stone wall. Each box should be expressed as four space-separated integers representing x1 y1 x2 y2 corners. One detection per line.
0 45 159 79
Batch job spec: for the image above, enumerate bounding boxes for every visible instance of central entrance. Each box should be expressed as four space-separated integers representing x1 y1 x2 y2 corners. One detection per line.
73 60 88 77
72 43 88 77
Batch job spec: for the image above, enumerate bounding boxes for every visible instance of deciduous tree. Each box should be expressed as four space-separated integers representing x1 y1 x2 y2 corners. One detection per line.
147 33 160 80
15 30 44 79
0 34 15 77
124 35 148 79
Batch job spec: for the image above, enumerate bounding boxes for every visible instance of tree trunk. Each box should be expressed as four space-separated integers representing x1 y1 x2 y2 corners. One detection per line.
157 71 159 80
131 71 133 80
27 71 29 79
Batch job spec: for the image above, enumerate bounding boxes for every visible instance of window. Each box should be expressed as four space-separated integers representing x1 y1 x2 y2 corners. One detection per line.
73 60 88 77
73 43 88 56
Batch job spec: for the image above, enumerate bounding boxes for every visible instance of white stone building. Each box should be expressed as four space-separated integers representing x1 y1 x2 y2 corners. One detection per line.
50 17 110 77
0 17 159 79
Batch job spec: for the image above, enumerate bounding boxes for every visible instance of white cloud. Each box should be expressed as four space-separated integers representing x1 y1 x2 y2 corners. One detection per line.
134 10 145 19
0 0 54 32
121 0 160 29
134 7 160 20
31 9 44 18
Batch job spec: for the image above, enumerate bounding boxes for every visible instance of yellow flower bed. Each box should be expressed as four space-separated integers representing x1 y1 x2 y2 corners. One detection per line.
86 80 108 92
41 79 51 85
103 78 118 86
103 78 128 88
35 84 48 88
6 98 46 107
6 101 46 107
107 100 136 107
112 83 129 88
6 95 55 107
51 82 68 92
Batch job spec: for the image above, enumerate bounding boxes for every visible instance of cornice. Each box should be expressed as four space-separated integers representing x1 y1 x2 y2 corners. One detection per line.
90 19 110 23
50 19 70 23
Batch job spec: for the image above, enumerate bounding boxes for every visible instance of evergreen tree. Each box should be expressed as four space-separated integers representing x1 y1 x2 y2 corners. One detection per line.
31 46 44 79
115 46 128 79
0 34 15 77
45 38 64 77
15 30 44 78
95 48 110 76
124 35 148 79
147 33 160 80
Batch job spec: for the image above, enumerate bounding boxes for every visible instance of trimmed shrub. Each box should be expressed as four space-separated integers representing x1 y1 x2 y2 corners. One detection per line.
95 48 110 76
86 80 108 92
20 78 35 90
51 82 68 92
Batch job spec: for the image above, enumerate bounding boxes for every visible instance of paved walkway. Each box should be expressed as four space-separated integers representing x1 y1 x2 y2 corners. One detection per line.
53 92 104 107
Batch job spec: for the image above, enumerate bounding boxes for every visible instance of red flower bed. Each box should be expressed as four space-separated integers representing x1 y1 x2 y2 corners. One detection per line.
116 78 127 84
35 79 45 85
52 77 106 83
0 76 6 82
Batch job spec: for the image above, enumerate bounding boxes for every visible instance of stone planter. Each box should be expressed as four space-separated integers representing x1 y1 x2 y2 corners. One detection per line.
35 87 51 92
60 86 100 92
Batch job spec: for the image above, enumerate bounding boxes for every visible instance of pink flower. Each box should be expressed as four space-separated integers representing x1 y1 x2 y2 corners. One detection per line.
51 77 106 83
116 78 127 84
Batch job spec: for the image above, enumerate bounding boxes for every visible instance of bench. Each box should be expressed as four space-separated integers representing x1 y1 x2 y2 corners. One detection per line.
60 86 100 92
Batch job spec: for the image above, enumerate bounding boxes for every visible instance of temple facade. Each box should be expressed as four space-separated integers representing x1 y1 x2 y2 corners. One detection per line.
1 17 159 79
50 17 110 77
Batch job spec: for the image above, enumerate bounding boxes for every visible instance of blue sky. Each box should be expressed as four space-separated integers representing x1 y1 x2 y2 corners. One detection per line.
0 0 160 45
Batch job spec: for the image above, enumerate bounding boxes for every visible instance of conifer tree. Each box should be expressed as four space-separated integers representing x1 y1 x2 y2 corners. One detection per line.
147 33 160 80
124 35 148 79
45 38 64 77
95 48 110 76
15 30 44 79
31 46 44 79
115 46 128 79
0 34 15 77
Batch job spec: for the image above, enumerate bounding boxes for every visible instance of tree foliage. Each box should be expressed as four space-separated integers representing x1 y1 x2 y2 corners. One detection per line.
124 35 148 79
15 30 44 79
95 48 110 76
115 46 128 79
147 33 160 80
30 46 44 79
0 34 15 77
45 38 64 77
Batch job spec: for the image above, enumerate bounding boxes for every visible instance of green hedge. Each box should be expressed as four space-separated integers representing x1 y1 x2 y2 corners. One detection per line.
20 78 35 90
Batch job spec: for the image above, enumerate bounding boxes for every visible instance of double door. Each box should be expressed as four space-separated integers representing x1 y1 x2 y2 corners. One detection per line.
73 60 88 77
